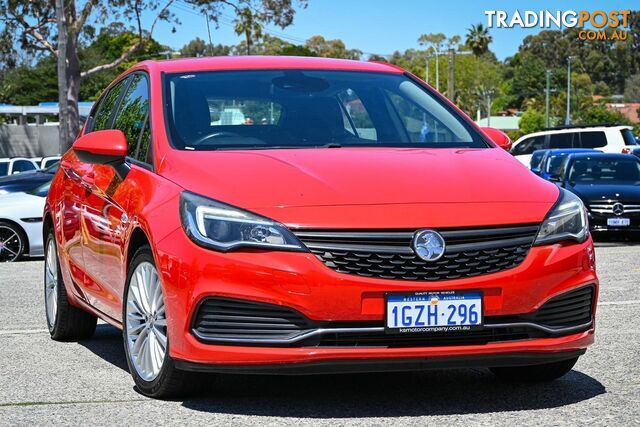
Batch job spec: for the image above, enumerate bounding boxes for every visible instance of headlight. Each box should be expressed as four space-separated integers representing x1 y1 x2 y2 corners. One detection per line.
180 191 305 252
534 189 589 245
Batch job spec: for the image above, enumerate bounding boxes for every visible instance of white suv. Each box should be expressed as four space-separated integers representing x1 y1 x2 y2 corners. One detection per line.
0 157 39 177
511 125 638 166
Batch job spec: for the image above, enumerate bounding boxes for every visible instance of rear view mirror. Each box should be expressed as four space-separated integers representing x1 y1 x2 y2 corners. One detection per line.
73 130 130 179
480 127 512 151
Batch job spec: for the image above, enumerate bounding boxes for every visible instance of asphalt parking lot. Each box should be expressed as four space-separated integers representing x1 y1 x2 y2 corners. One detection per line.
0 241 639 426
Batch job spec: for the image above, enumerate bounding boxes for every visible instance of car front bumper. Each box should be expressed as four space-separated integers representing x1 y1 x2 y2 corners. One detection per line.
154 227 598 368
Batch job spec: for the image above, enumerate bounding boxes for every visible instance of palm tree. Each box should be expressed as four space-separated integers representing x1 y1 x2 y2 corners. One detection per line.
465 24 492 57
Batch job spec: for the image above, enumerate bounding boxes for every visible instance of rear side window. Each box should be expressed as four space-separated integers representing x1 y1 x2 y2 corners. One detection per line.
549 132 575 149
512 135 545 155
0 162 8 176
112 74 151 162
92 77 129 131
621 128 638 145
579 131 607 148
12 160 36 173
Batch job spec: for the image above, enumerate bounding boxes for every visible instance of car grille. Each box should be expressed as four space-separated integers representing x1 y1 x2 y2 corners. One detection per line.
588 202 640 215
192 286 594 348
292 224 540 281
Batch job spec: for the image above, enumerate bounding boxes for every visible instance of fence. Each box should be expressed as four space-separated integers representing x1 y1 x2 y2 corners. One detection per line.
0 124 60 157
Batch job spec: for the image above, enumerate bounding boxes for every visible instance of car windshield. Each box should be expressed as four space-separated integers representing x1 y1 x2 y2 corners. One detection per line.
164 70 487 150
43 161 59 174
530 151 546 169
545 154 568 175
0 162 8 176
568 157 640 184
28 181 51 197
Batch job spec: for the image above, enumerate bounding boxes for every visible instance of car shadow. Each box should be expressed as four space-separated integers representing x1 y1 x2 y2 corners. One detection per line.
82 324 605 418
181 368 605 417
79 323 129 371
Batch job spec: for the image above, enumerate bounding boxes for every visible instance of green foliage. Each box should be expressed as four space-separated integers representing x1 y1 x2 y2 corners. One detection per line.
0 57 58 104
574 105 629 125
624 74 640 102
519 109 545 134
465 24 492 56
305 35 362 59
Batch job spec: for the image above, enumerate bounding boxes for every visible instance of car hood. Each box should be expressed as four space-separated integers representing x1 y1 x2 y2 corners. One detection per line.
0 171 44 184
0 192 44 212
569 183 640 203
160 147 559 228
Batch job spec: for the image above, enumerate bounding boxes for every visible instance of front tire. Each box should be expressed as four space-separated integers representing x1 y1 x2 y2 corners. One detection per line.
123 245 202 398
44 231 97 341
489 356 579 382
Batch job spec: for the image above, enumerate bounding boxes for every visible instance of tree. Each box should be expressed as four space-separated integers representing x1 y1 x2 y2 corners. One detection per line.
465 23 492 56
0 0 307 152
574 105 628 125
180 37 230 57
305 35 361 59
624 74 640 102
519 108 545 134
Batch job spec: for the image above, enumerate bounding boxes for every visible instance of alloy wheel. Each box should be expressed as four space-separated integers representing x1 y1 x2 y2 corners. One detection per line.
125 261 168 382
0 225 22 262
44 238 58 328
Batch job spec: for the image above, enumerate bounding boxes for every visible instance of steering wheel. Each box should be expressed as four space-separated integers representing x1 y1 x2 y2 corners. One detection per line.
191 131 241 146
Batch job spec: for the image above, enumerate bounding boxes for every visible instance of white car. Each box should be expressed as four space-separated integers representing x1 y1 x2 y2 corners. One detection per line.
0 157 40 177
511 125 638 166
40 156 61 169
0 182 48 262
31 156 62 169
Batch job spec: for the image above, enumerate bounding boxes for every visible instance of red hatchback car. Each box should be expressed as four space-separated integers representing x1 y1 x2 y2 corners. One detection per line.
44 57 598 398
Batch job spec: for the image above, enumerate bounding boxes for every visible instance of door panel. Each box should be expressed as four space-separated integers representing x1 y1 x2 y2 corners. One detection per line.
80 163 128 321
59 156 92 296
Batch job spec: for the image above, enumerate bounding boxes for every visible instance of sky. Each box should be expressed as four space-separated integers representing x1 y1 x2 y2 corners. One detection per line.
150 0 639 60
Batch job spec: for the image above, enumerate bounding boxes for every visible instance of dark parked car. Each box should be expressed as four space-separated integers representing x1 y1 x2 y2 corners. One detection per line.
556 153 640 233
0 161 58 194
537 149 598 180
529 149 549 174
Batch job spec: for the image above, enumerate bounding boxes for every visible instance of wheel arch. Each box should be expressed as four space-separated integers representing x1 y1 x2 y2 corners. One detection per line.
126 227 152 271
42 210 54 244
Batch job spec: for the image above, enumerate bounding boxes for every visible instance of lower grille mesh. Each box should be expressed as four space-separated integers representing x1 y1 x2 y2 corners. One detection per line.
530 285 595 327
192 298 315 342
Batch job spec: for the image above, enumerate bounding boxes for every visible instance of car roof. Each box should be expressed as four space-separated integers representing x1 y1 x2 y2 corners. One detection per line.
139 56 404 74
567 152 639 161
518 125 632 140
547 149 596 155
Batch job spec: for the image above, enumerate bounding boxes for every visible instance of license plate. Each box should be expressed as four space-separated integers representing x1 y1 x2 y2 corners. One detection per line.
385 291 483 334
608 218 630 226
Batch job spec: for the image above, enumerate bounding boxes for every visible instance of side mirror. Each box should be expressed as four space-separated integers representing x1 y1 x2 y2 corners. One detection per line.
73 130 130 179
481 127 512 151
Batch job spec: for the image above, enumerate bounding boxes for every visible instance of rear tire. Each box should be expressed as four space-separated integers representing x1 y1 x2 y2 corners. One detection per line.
44 230 97 341
123 245 203 398
489 356 579 382
0 220 27 262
